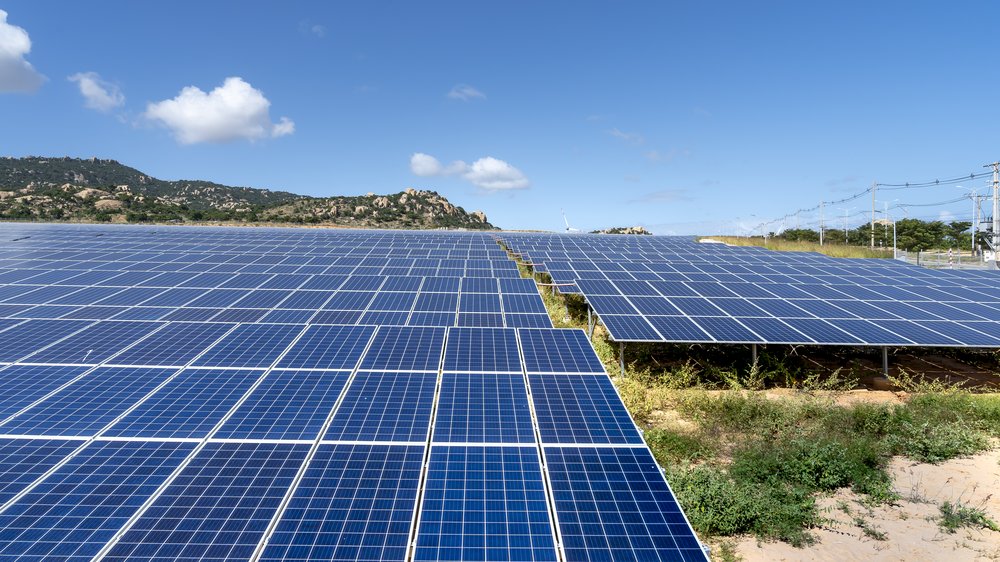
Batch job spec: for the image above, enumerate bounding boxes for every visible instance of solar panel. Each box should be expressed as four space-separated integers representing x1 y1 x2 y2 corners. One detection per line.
0 319 91 362
192 323 305 368
358 326 445 371
414 446 557 561
0 437 82 504
0 364 91 419
259 444 424 562
108 321 234 366
519 329 605 374
528 375 643 444
275 324 376 370
0 440 196 561
443 327 522 373
104 368 263 438
545 447 705 562
434 374 535 444
215 370 350 440
103 441 310 561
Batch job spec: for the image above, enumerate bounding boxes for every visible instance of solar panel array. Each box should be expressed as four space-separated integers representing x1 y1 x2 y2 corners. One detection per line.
500 233 1000 347
0 223 706 562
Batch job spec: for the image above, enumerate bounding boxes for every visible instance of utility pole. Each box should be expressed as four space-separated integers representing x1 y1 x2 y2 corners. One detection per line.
971 190 977 256
870 181 877 249
883 201 888 247
989 162 1000 263
819 201 824 246
843 208 849 244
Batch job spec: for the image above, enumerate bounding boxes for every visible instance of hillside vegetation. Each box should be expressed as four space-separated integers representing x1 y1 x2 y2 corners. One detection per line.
0 156 494 229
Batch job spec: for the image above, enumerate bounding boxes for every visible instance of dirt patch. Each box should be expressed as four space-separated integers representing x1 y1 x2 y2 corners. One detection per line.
729 449 1000 561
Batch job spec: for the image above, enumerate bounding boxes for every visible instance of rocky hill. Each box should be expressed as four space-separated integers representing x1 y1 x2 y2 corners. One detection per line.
591 226 652 235
0 157 494 229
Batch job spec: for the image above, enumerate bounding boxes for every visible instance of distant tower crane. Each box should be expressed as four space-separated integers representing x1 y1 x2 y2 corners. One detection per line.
562 209 580 232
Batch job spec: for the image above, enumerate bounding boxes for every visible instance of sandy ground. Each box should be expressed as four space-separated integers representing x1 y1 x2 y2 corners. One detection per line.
728 448 1000 561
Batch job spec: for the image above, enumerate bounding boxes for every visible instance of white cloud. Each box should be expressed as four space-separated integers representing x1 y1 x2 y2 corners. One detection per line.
409 152 529 191
463 157 529 190
410 153 444 176
298 20 326 38
144 77 294 144
608 128 644 145
447 84 486 101
0 10 45 93
68 72 124 112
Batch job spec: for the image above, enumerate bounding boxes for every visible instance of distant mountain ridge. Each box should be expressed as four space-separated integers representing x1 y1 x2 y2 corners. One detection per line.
0 156 494 229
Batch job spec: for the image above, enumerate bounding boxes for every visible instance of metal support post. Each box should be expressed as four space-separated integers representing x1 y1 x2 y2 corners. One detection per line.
751 343 757 364
619 342 625 377
882 347 889 377
587 306 593 340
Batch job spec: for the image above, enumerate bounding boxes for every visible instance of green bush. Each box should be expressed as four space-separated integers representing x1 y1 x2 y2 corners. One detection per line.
645 428 714 464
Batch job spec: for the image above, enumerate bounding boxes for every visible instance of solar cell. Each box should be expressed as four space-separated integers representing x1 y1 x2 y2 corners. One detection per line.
528 374 642 444
259 444 424 562
414 446 557 562
325 371 436 442
103 442 310 562
0 440 196 561
601 314 663 341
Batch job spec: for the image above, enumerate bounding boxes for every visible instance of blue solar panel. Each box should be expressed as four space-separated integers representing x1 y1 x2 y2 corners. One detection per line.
275 324 376 370
434 374 535 444
358 326 445 371
260 444 424 562
0 437 82 504
192 323 305 368
25 320 162 364
501 294 547 314
109 321 234 366
519 329 605 374
414 292 458 313
216 370 350 440
691 316 764 343
601 314 663 341
105 368 263 438
528 375 642 444
504 313 553 329
414 446 557 562
0 440 196 561
408 311 456 326
443 327 521 372
103 442 310 561
0 364 91 419
545 446 707 562
0 367 178 437
325 371 436 442
0 319 91 362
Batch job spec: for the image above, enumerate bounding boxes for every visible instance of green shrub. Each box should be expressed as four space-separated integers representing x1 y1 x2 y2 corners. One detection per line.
645 428 714 464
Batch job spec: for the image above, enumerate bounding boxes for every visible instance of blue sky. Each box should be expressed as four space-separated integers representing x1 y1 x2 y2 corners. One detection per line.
1 1 998 234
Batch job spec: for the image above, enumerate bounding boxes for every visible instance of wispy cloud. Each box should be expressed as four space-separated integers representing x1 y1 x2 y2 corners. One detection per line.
627 188 693 204
447 84 486 101
68 72 124 112
608 128 644 145
644 148 692 163
298 20 326 38
0 9 45 93
410 152 529 191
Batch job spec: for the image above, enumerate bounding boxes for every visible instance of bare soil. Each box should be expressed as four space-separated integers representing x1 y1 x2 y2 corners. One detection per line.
726 448 1000 561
